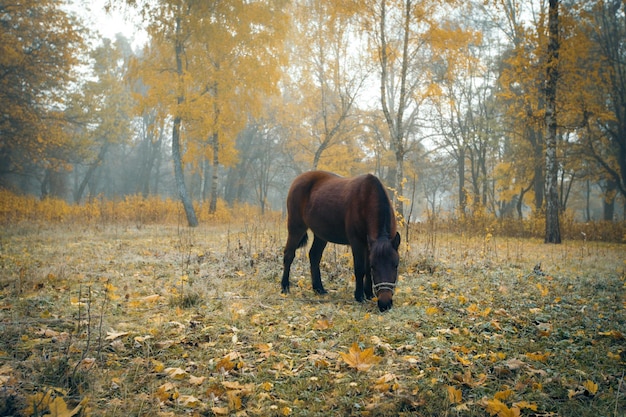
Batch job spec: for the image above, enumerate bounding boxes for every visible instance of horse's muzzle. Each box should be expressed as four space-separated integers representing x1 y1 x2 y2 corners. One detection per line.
377 291 393 312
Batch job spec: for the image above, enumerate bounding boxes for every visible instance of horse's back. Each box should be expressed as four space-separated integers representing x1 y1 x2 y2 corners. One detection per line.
286 171 352 243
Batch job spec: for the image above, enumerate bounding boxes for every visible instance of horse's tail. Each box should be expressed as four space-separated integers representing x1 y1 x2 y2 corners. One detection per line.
297 233 308 249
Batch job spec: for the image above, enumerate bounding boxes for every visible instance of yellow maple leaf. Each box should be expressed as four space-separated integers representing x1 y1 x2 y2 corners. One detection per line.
340 343 381 372
44 396 81 417
447 386 462 404
536 283 549 297
512 401 537 411
455 355 472 366
314 318 332 330
426 306 440 315
583 379 598 395
494 389 514 401
484 398 520 417
152 359 165 373
227 390 242 410
525 352 551 362
467 303 480 314
156 382 175 402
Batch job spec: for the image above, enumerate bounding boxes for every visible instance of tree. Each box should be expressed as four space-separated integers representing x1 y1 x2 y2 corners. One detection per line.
283 0 366 172
68 36 135 203
0 0 84 195
428 5 500 215
545 0 561 243
496 0 549 214
577 0 626 218
123 0 287 224
368 0 463 215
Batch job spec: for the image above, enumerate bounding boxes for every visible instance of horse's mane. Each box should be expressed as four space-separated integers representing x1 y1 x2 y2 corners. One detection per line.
370 236 395 258
367 174 394 240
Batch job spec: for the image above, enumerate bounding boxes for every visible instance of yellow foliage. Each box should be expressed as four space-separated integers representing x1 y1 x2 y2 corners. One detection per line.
446 385 462 404
0 190 285 227
340 343 381 372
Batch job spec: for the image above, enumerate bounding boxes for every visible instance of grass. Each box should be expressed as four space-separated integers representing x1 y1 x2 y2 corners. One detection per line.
0 218 624 416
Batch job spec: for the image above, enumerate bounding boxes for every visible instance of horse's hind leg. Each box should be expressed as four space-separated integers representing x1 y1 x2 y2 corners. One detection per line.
281 230 307 294
309 235 328 295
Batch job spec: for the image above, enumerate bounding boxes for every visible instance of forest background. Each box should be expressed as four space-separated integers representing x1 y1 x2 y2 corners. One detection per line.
2 2 626 416
2 0 626 237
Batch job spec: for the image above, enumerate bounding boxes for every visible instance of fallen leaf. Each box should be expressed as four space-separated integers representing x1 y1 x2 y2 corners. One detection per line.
525 352 550 362
447 386 462 404
222 381 254 392
105 330 129 341
583 379 598 395
494 389 514 401
227 390 242 410
373 373 398 392
455 354 472 366
45 396 82 417
504 358 526 371
163 367 187 380
178 395 200 407
483 398 520 417
426 306 440 315
142 294 161 303
340 343 381 372
512 401 537 411
211 406 229 415
314 318 331 330
156 382 175 402
598 330 624 340
189 375 206 385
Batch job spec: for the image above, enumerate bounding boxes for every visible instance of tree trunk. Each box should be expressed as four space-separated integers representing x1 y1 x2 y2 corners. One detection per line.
379 0 410 217
209 132 219 213
603 179 617 221
172 16 198 227
172 116 198 227
74 142 109 204
458 147 466 215
544 0 561 243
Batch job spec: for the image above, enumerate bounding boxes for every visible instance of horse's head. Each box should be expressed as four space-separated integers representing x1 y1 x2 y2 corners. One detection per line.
369 232 401 312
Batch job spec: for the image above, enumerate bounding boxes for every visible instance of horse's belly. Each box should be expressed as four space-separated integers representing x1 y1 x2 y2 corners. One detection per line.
304 208 350 245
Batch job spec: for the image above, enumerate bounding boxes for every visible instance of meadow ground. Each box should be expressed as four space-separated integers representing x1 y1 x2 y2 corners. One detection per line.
0 218 624 416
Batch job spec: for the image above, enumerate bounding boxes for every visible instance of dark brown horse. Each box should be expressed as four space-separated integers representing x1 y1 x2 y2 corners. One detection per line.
281 171 400 311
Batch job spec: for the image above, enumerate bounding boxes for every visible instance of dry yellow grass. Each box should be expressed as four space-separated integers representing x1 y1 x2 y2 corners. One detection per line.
0 219 624 416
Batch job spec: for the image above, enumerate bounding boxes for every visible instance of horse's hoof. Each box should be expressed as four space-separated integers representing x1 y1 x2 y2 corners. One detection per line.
313 287 328 295
281 286 290 294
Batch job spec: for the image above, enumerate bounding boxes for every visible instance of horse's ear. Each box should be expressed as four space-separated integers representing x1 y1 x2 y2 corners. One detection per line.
392 232 401 250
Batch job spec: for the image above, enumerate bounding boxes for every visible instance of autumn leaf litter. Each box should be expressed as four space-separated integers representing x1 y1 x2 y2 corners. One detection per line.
0 222 624 416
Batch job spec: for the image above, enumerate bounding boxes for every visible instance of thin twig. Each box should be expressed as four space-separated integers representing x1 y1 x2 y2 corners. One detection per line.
615 370 624 417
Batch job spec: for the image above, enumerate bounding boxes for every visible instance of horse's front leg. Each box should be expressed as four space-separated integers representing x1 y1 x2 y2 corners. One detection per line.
352 246 367 302
309 236 328 294
364 251 374 300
